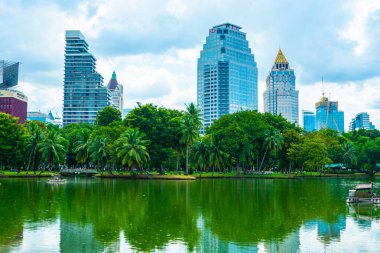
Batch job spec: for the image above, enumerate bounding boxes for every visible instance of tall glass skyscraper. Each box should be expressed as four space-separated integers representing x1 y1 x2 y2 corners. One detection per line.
315 96 344 133
302 110 316 132
349 112 375 131
264 49 299 124
197 23 258 128
107 71 123 113
63 30 110 126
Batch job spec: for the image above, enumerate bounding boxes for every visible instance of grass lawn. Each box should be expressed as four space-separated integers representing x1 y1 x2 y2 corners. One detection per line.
0 170 58 177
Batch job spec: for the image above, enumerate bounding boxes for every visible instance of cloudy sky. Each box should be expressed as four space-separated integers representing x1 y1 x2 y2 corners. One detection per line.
1 0 380 129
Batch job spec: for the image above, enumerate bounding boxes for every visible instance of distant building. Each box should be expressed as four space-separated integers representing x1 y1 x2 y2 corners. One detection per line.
315 96 344 133
27 111 62 127
302 110 316 132
349 112 375 131
107 71 123 113
264 49 299 124
0 60 19 89
28 111 54 124
62 30 110 126
122 108 132 119
0 89 28 123
197 23 258 129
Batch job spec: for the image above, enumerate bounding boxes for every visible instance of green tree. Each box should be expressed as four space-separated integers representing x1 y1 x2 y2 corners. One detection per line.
25 122 45 174
95 106 122 126
259 129 284 171
180 116 199 175
341 142 357 169
88 137 111 174
73 128 92 165
359 138 380 175
208 134 227 175
191 139 209 174
116 129 150 172
38 127 68 172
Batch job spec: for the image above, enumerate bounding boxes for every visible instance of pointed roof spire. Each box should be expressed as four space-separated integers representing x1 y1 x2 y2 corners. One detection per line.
274 48 288 64
107 71 119 90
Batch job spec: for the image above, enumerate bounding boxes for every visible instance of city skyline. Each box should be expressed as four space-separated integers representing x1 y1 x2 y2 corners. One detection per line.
1 0 380 130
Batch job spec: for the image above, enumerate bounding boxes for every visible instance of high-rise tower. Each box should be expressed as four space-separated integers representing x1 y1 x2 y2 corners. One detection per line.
63 30 110 126
263 49 299 124
315 96 344 133
197 23 258 128
107 71 123 113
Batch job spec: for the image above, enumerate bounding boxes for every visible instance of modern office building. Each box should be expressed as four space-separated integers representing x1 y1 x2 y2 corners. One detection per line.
315 96 344 133
0 60 19 89
264 49 299 124
197 23 258 128
107 71 123 112
302 110 316 132
349 112 375 131
0 89 28 123
62 30 110 126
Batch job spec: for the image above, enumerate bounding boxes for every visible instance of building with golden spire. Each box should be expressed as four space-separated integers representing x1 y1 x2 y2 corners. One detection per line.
263 49 299 124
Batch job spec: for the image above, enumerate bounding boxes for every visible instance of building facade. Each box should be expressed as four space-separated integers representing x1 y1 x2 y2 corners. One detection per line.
302 110 316 132
315 96 344 133
107 71 123 112
0 60 19 89
197 23 258 128
27 111 54 124
0 89 28 123
63 30 110 126
349 112 375 131
264 49 299 124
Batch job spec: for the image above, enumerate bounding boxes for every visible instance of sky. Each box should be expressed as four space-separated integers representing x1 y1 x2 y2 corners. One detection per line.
1 0 380 130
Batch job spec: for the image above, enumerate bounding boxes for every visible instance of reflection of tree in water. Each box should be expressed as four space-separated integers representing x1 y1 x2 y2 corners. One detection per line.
59 180 200 252
196 179 345 244
0 179 62 250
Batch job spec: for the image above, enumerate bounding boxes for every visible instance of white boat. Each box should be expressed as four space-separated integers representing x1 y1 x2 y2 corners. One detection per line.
47 176 67 184
347 183 380 204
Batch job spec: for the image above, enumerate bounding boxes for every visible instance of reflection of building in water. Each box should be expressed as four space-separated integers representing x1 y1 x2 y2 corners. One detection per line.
317 214 346 243
60 221 120 252
349 204 380 229
265 229 300 253
195 216 259 252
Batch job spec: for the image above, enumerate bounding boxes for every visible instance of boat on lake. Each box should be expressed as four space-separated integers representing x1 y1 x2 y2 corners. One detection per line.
47 176 67 184
347 183 380 204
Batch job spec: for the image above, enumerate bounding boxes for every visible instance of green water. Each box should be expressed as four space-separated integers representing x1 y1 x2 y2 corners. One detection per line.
0 178 379 252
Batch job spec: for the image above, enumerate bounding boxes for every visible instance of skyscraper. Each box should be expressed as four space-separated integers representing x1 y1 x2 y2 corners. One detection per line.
63 30 110 126
264 49 299 124
197 23 258 128
0 60 19 89
107 71 123 113
302 110 316 132
349 112 375 131
315 96 344 133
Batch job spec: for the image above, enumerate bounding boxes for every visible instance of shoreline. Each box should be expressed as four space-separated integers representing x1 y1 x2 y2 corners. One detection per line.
0 172 378 180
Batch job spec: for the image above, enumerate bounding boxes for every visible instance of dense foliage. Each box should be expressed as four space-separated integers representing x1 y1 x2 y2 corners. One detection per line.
0 103 379 175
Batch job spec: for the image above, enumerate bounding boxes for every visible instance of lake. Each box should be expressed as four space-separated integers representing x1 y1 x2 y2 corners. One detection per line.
0 178 379 252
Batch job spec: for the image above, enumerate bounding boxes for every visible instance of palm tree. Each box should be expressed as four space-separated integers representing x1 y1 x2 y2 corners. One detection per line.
180 116 199 175
192 140 209 175
342 142 357 169
185 102 202 129
116 129 149 172
38 128 67 173
180 103 202 175
25 122 44 174
259 129 283 171
88 137 110 174
73 128 91 166
208 134 226 175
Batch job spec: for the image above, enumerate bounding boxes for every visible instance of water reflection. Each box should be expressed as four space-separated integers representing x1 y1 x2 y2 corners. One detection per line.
0 178 379 252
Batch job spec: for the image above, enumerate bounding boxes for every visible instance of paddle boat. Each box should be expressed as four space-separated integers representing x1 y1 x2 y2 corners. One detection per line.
347 183 380 204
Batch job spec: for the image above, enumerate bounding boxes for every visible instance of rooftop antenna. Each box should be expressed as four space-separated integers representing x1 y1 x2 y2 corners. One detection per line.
322 76 325 97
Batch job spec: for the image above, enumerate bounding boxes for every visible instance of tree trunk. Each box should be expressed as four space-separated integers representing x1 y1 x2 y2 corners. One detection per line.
185 145 189 175
259 147 269 172
176 150 180 174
